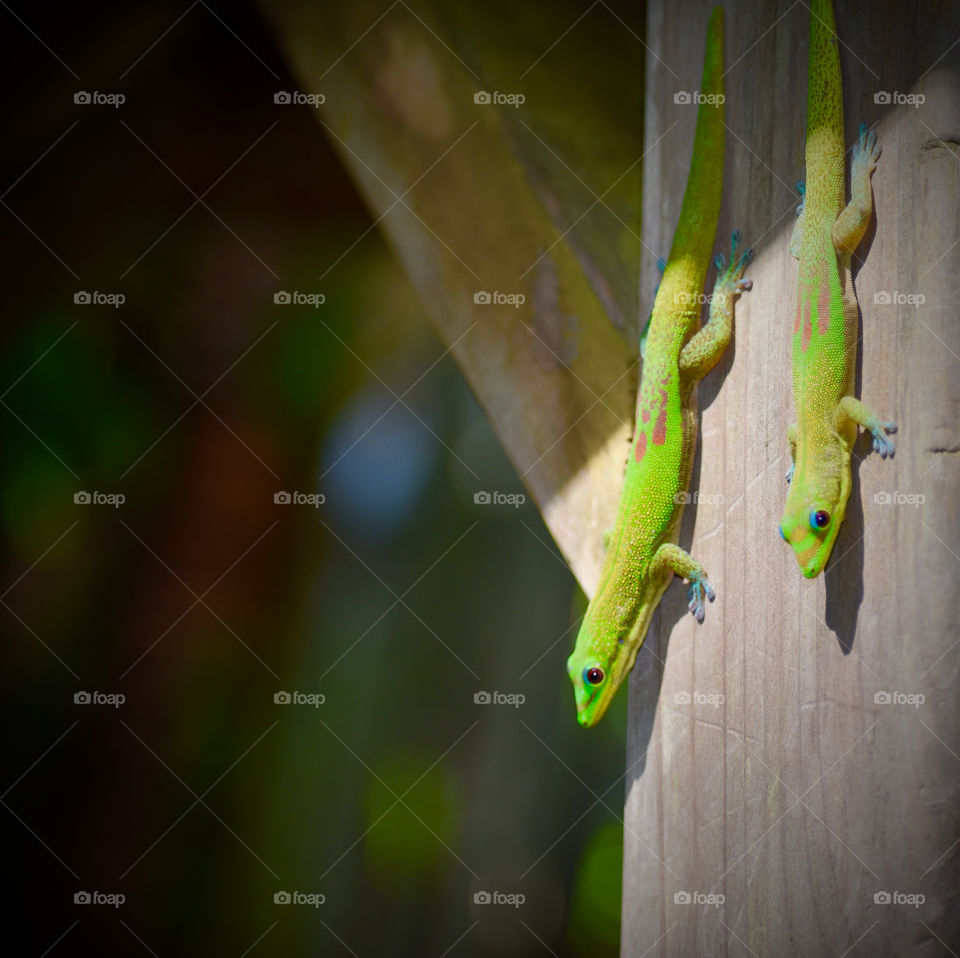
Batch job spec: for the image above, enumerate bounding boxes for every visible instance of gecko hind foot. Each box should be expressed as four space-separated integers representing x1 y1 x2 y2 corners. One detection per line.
853 123 881 173
687 575 716 624
716 231 754 294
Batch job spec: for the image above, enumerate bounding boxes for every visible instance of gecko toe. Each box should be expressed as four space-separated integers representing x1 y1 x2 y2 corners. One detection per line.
687 577 713 623
873 433 895 458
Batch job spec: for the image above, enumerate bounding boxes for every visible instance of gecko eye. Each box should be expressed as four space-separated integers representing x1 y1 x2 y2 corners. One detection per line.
810 510 830 530
583 667 605 686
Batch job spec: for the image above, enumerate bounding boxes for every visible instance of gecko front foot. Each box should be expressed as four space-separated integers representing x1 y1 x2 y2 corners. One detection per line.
687 575 716 624
871 421 897 458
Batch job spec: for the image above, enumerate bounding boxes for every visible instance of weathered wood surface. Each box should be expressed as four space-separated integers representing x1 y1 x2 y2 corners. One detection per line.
623 1 960 955
261 0 647 596
262 0 958 953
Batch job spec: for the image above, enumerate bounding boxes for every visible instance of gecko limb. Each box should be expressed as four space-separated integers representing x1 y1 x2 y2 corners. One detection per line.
786 422 797 483
833 124 880 256
835 396 897 458
679 231 753 384
649 543 716 624
789 181 805 259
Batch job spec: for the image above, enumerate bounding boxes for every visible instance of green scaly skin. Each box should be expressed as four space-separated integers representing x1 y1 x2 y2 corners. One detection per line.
567 6 753 728
780 0 896 578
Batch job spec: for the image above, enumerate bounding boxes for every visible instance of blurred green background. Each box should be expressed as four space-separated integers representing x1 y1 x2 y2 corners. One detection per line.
1 1 632 954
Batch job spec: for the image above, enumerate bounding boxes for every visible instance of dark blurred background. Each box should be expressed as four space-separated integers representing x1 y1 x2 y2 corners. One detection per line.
1 2 632 954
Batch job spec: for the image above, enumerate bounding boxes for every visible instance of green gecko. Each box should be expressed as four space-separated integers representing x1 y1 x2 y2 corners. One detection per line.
779 0 895 577
567 6 752 728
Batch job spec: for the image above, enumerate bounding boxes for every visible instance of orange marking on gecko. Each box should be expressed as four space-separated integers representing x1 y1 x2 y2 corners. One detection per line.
793 300 802 334
816 281 831 335
801 300 812 352
634 431 647 462
652 387 669 445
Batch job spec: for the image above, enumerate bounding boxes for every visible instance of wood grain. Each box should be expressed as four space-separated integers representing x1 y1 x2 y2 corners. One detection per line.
623 2 960 955
261 0 648 595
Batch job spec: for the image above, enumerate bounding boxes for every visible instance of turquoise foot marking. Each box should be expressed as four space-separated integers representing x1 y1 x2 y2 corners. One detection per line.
687 575 716 624
715 230 754 294
786 463 795 484
795 180 805 216
653 256 667 294
871 421 897 458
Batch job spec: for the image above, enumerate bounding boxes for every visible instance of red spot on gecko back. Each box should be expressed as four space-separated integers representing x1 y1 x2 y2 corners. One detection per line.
634 431 647 462
793 300 802 334
652 388 669 445
817 281 831 335
801 300 812 352
642 409 650 424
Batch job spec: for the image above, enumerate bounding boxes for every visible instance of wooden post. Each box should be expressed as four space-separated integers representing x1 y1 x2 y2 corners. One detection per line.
622 2 960 955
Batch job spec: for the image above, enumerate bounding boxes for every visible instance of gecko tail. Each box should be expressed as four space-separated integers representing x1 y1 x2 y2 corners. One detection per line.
657 6 725 301
806 0 845 196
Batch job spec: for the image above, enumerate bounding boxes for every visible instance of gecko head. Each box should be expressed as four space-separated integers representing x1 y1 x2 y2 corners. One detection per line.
566 627 624 728
779 470 849 578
